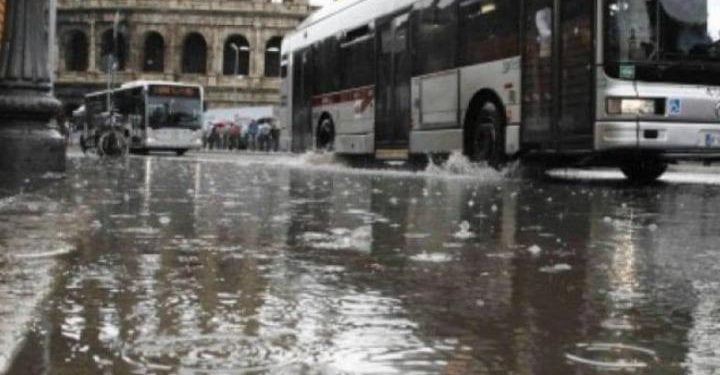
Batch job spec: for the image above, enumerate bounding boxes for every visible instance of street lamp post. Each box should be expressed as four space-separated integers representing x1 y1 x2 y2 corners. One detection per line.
0 0 66 174
230 43 240 99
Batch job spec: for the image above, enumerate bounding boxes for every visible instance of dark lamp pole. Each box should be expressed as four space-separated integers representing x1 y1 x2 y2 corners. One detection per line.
0 0 66 174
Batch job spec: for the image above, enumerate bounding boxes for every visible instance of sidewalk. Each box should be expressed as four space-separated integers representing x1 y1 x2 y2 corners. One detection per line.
192 148 294 157
0 175 80 374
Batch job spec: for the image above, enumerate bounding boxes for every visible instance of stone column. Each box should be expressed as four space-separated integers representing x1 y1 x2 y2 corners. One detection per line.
88 20 96 72
0 0 66 173
128 22 141 74
251 23 263 78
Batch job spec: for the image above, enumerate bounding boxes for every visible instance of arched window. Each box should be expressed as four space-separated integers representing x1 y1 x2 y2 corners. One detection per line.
65 30 88 72
223 35 250 76
264 37 282 77
182 33 207 74
100 29 128 72
143 32 165 72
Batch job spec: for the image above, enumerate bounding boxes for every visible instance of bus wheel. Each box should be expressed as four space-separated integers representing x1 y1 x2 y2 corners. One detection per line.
620 159 668 184
79 134 89 154
316 118 335 151
98 131 127 157
467 101 505 169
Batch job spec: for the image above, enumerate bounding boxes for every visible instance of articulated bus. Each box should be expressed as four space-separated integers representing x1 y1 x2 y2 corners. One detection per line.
85 81 205 155
281 0 720 182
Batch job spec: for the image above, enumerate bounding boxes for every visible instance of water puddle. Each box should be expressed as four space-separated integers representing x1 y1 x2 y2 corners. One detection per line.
409 252 453 263
565 343 659 371
122 334 301 373
302 226 372 252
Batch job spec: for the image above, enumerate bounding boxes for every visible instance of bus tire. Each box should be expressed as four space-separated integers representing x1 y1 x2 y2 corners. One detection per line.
620 159 667 184
79 134 90 154
316 117 335 151
98 131 127 158
467 101 505 169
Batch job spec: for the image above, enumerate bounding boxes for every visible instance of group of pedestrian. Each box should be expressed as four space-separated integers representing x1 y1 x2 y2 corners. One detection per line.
203 118 281 152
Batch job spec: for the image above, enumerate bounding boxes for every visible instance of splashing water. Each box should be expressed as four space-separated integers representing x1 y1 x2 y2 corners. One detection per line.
453 221 475 240
425 152 502 178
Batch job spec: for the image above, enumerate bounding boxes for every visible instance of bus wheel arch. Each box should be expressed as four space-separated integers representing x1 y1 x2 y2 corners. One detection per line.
316 113 335 151
463 90 507 168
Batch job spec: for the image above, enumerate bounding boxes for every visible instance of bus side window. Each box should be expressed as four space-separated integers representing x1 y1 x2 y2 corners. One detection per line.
149 105 166 126
458 0 519 65
339 25 375 90
313 37 340 95
412 0 457 75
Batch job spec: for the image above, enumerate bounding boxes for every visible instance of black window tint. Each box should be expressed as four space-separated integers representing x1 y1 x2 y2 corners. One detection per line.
522 0 554 142
412 0 458 75
559 0 593 139
339 25 376 89
312 37 340 94
293 49 314 152
281 65 288 78
458 0 519 66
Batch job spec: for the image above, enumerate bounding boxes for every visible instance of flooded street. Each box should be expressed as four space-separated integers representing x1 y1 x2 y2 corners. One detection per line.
3 152 720 374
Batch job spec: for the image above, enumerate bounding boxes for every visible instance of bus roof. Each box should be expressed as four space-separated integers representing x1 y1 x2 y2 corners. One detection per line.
282 0 417 54
295 0 365 30
120 80 202 89
85 80 203 98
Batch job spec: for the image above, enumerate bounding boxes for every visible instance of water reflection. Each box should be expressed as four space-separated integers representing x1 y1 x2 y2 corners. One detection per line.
5 157 720 374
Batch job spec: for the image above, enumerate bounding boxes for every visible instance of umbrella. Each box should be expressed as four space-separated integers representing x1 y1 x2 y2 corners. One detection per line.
212 119 231 128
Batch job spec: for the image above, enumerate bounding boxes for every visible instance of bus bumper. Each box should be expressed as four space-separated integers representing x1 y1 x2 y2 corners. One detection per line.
145 138 203 150
595 121 720 160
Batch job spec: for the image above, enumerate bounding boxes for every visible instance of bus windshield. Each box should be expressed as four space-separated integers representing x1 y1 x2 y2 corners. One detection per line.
605 0 720 84
148 96 202 129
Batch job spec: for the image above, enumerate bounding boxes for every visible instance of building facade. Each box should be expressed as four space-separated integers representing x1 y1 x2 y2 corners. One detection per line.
0 0 5 44
54 0 313 113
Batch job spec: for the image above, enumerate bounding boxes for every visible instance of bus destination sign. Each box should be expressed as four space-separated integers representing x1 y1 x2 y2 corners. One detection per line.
150 85 200 98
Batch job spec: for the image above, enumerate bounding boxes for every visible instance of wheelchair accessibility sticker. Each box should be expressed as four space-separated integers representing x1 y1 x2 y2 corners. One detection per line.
668 98 682 116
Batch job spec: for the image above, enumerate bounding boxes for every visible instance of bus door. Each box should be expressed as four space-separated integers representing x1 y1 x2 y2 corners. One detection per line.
375 11 412 157
522 0 594 151
292 49 314 153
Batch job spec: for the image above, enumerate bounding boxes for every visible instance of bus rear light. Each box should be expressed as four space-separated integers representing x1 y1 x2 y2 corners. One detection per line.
606 97 664 115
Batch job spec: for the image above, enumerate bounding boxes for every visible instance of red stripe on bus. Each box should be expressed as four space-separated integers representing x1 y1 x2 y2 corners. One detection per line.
312 86 374 108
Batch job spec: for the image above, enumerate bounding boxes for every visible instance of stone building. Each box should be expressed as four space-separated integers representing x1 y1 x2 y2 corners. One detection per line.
54 0 314 113
0 0 5 44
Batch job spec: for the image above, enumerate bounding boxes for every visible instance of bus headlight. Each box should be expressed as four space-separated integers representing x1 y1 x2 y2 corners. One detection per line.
606 97 663 115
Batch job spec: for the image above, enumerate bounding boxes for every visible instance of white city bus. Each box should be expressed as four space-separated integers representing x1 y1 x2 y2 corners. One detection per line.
281 0 720 182
85 81 205 155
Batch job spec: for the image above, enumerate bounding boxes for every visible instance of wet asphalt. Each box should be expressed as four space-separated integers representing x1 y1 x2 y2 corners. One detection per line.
2 151 720 374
